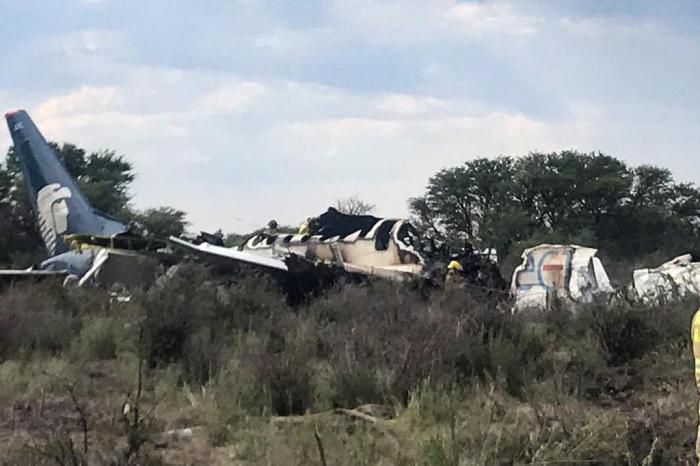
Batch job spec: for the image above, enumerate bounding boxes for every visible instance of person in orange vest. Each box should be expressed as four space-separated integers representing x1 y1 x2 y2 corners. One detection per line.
692 307 700 459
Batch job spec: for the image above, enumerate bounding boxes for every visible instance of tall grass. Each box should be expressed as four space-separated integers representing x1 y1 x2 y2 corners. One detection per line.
0 264 697 464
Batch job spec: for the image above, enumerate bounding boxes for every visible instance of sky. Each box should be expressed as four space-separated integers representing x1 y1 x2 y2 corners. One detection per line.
0 0 698 233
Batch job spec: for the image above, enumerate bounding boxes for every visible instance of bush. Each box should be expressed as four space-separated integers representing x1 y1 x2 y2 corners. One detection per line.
142 264 219 373
142 264 290 386
69 316 119 360
256 316 318 415
589 303 661 366
0 282 77 358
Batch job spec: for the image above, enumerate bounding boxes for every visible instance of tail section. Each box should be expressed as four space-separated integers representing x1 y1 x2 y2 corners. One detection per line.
5 110 127 256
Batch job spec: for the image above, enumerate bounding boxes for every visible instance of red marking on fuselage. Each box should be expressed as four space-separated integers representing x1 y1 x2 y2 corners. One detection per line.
542 264 564 271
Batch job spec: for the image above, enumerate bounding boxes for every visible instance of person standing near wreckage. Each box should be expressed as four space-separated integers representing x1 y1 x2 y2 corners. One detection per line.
692 307 700 459
444 260 463 288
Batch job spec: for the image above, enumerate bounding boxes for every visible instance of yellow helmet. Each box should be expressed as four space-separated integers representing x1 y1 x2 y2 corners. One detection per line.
447 260 463 271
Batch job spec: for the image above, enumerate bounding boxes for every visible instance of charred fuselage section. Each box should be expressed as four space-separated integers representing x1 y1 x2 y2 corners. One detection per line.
241 208 424 279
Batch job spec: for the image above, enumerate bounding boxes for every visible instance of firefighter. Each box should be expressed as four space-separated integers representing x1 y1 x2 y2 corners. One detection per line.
692 307 700 459
445 260 464 288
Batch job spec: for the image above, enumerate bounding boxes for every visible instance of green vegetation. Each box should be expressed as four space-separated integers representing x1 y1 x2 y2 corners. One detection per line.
0 267 697 464
410 151 700 276
1 139 699 464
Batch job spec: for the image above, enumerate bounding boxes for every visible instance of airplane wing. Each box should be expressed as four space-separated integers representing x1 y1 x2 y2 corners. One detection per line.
0 269 68 277
0 268 69 286
64 234 168 254
169 236 289 272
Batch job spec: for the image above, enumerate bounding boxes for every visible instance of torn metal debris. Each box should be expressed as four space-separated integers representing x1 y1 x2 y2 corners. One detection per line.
633 254 700 302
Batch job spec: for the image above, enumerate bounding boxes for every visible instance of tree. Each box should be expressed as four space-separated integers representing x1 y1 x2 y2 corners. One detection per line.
418 165 475 243
408 196 444 243
132 207 189 238
413 150 700 266
630 165 674 209
335 196 375 215
410 157 530 254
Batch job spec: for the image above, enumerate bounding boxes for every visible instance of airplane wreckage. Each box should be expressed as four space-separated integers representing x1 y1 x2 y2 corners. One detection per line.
170 209 425 280
511 244 615 312
2 109 700 309
1 109 504 293
1 109 166 287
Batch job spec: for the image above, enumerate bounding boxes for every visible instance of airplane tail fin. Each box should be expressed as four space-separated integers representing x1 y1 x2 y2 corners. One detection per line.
4 109 127 256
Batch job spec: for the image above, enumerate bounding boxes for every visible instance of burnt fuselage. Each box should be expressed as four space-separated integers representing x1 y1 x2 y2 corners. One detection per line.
242 209 425 278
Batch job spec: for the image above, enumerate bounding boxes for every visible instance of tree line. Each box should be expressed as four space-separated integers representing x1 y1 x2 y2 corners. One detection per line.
409 150 700 267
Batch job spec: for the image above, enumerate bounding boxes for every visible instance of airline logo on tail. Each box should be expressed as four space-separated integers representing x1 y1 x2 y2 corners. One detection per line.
37 183 72 253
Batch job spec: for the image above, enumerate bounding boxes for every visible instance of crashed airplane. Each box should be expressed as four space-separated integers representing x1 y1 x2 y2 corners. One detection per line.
511 244 614 311
1 110 164 286
170 207 425 281
3 110 482 291
2 109 501 293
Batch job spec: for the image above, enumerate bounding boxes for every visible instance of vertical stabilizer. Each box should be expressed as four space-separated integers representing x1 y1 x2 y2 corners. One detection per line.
5 110 127 256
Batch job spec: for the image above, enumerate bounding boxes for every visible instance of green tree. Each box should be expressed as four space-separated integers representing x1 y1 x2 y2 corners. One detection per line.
414 164 475 247
133 207 189 238
412 150 699 266
630 165 674 209
410 157 532 255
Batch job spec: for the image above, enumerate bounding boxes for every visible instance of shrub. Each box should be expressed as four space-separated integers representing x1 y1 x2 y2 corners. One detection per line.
142 263 219 370
316 361 391 409
0 282 77 358
69 316 119 360
255 316 318 415
589 303 660 365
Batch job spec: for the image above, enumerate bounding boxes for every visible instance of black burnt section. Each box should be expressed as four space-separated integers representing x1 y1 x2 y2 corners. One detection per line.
308 207 382 240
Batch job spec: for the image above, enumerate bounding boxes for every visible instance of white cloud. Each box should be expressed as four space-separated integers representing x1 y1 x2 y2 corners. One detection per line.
14 56 696 232
62 29 131 59
327 0 539 45
276 110 589 169
558 16 644 36
195 81 267 114
29 70 591 230
36 85 125 119
265 108 601 223
376 94 447 116
446 2 539 36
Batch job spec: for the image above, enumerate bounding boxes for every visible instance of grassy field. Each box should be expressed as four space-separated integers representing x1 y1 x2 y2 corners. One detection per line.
0 263 698 465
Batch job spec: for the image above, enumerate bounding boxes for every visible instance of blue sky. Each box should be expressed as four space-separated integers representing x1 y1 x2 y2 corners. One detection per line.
1 0 698 232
